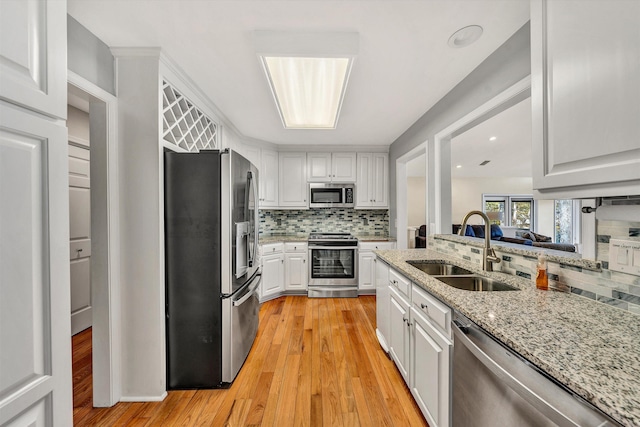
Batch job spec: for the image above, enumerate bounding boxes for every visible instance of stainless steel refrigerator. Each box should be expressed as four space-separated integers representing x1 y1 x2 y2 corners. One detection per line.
165 149 260 389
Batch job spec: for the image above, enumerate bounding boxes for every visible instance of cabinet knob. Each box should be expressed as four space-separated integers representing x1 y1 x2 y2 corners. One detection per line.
420 303 428 311
281 259 284 264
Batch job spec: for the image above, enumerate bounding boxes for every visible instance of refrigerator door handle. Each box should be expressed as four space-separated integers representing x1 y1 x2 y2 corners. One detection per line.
247 170 258 268
232 274 261 307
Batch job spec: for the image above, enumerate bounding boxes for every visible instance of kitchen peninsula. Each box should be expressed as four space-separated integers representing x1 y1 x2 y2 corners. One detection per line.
375 236 640 427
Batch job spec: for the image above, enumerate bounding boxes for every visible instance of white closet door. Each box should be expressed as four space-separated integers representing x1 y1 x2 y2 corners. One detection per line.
69 144 92 334
0 0 72 425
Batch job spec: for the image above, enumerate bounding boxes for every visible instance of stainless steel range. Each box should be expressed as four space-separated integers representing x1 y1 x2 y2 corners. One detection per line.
308 232 358 298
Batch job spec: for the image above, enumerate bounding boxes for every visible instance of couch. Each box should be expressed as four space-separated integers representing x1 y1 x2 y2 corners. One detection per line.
451 224 576 252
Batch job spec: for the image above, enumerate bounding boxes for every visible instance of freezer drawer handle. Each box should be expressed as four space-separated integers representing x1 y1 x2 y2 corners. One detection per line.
233 275 261 307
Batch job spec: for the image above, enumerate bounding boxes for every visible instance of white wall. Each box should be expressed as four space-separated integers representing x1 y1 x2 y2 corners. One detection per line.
68 105 90 141
407 177 426 227
536 199 555 238
451 177 533 225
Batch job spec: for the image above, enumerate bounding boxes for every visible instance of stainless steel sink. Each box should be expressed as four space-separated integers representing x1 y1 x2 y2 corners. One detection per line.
435 276 519 292
406 260 474 276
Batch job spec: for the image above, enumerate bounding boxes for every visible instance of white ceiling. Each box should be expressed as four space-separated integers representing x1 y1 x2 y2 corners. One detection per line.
68 0 529 146
451 97 531 178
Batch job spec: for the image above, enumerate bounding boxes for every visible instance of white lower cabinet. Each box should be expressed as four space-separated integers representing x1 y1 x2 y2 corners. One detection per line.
359 241 396 293
284 242 308 291
381 261 452 427
389 286 411 383
411 307 451 427
261 244 284 299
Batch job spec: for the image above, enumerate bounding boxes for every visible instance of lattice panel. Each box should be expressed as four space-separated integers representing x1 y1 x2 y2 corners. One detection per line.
162 80 218 151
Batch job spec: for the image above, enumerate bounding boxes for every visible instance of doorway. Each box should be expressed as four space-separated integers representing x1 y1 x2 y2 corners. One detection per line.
68 71 121 408
396 143 427 249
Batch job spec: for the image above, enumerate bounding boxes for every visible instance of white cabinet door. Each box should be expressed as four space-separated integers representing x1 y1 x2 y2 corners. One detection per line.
278 152 307 208
0 1 72 425
411 308 451 427
389 286 411 383
261 252 284 299
356 153 372 207
371 153 389 207
332 152 357 182
531 0 640 196
285 252 308 290
358 251 376 292
356 153 389 208
375 258 390 352
307 152 332 182
260 149 279 208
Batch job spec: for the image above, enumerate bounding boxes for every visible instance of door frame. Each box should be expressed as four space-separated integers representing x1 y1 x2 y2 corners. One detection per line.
68 71 121 407
396 142 427 249
432 76 531 234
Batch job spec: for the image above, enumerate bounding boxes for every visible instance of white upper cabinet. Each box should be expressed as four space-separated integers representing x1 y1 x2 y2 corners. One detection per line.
0 0 67 119
307 152 357 183
531 0 640 198
356 153 389 208
278 152 308 208
260 149 279 208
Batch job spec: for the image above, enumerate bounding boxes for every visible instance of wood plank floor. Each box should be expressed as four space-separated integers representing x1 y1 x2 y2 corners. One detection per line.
73 296 428 426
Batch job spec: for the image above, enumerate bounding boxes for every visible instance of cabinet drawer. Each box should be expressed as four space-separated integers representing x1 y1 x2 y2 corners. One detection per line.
284 242 307 253
389 268 411 299
412 284 451 337
261 243 284 255
359 241 396 251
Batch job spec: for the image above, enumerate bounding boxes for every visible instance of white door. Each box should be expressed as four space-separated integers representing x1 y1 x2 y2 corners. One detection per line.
332 152 357 183
260 149 279 207
371 153 388 207
307 152 332 182
69 144 92 334
0 1 72 425
278 152 307 207
358 251 375 291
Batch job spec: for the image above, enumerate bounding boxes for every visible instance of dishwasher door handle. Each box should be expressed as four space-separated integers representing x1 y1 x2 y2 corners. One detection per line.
452 324 582 427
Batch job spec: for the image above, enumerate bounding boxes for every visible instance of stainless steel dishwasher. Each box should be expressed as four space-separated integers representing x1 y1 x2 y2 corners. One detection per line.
452 310 623 427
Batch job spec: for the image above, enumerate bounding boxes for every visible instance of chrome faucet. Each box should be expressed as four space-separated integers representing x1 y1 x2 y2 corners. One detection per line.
458 210 501 272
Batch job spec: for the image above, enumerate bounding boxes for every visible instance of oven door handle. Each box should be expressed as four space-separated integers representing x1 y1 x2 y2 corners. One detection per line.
308 245 358 250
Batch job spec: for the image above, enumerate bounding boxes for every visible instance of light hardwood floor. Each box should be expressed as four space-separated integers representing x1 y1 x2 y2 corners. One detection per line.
73 296 428 426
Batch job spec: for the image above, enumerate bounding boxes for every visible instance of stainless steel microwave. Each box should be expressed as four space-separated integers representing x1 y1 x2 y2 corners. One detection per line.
308 183 355 208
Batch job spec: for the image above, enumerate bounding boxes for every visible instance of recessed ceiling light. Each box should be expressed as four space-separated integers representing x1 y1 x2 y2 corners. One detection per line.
448 25 483 48
456 165 462 169
489 136 497 141
254 31 358 129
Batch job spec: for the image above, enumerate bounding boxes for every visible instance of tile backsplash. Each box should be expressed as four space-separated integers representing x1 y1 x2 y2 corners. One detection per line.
431 235 640 315
259 209 389 236
596 219 640 269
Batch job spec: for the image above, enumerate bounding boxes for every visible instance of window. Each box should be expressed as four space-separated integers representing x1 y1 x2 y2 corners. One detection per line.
554 200 580 244
483 194 535 229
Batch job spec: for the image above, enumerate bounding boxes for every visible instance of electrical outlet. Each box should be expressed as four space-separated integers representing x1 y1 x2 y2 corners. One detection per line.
609 239 640 275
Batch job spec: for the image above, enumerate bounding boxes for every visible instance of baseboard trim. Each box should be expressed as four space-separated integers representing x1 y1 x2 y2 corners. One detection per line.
120 392 168 402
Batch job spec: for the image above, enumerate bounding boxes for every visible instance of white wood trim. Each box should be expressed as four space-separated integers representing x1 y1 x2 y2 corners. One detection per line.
119 391 168 402
67 70 121 407
433 76 531 234
395 143 427 249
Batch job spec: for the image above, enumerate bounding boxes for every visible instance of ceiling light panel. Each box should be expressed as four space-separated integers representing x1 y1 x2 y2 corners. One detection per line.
262 56 351 129
255 31 358 130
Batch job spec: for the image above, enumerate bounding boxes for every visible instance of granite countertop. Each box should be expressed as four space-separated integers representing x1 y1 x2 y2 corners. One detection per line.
375 248 640 427
259 233 396 244
354 233 396 242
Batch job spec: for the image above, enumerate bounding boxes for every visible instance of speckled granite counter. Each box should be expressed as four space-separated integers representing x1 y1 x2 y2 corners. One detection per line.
354 233 396 242
375 248 640 427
